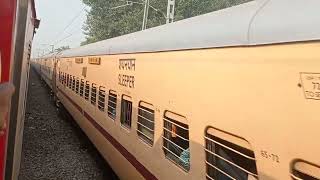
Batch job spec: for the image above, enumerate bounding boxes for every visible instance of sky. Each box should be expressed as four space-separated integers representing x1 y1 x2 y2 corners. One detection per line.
32 0 88 58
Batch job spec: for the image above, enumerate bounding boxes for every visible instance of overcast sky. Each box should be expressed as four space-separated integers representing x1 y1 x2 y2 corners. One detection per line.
32 0 87 58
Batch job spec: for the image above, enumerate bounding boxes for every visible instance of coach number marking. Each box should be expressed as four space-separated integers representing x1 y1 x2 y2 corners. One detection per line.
300 73 320 100
261 150 280 163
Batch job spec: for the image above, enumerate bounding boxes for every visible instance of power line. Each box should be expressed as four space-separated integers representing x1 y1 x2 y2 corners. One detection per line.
50 6 86 45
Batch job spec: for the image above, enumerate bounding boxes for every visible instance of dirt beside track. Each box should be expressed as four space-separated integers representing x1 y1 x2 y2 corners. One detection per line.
19 68 118 180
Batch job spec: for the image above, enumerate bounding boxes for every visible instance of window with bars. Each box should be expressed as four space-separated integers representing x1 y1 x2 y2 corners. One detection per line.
163 112 190 171
137 102 154 146
91 83 97 105
76 78 80 94
98 86 106 111
72 76 76 91
69 75 72 88
291 160 320 180
66 74 69 87
80 79 84 97
85 81 90 100
62 73 65 84
107 91 117 120
120 96 132 129
205 127 258 180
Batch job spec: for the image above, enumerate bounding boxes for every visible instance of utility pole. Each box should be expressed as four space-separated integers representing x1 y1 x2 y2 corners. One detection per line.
50 45 54 53
142 0 149 30
166 0 175 23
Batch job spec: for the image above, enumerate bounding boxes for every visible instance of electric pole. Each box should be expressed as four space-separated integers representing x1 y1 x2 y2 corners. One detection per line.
166 0 175 23
142 0 150 30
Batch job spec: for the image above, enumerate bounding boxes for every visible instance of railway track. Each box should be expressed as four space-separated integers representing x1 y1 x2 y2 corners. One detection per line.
18 68 118 180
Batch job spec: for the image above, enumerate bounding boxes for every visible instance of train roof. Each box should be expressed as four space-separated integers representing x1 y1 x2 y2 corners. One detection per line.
60 0 320 58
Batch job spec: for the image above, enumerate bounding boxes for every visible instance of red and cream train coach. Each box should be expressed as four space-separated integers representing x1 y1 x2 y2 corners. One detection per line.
0 0 39 179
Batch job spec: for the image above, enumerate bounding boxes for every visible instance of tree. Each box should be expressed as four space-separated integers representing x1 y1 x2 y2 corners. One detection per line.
81 0 252 45
55 46 70 52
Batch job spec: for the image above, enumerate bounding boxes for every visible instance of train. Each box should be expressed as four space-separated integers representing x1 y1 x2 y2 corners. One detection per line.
0 0 39 179
32 0 320 179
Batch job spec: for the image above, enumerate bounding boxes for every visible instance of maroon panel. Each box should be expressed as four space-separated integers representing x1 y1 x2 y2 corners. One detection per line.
58 89 158 180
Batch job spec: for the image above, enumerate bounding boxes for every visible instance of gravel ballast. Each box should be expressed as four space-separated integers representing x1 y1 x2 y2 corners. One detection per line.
19 68 118 180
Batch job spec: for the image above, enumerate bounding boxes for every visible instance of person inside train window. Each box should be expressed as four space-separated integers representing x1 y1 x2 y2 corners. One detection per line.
0 83 15 133
164 120 190 170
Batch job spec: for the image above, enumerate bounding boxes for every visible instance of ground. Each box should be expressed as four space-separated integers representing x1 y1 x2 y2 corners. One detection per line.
19 68 118 180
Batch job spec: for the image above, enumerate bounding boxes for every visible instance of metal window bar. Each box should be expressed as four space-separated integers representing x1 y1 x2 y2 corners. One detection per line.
80 80 84 96
206 160 237 180
164 117 189 130
85 83 90 100
163 127 189 142
205 149 258 177
204 136 255 160
72 77 75 91
163 136 187 152
204 134 258 180
137 114 154 124
98 87 106 111
138 107 154 114
64 74 66 85
137 129 153 141
91 85 97 105
290 174 304 180
107 92 117 120
137 121 154 132
163 146 189 165
76 79 79 94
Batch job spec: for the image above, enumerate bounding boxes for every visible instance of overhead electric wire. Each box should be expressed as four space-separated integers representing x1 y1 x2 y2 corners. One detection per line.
50 6 86 46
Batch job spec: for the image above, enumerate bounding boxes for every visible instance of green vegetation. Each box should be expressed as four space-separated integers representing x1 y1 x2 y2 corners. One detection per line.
81 0 251 45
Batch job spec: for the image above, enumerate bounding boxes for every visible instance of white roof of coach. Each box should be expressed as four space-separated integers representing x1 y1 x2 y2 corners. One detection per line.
60 0 320 58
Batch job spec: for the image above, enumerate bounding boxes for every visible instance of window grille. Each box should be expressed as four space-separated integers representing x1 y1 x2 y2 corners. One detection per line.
107 91 117 120
120 96 132 129
76 78 80 94
66 74 70 88
72 76 75 91
163 112 190 171
291 160 320 180
80 79 84 97
62 73 64 83
91 83 97 105
205 128 258 180
137 102 154 146
85 81 90 100
98 86 106 112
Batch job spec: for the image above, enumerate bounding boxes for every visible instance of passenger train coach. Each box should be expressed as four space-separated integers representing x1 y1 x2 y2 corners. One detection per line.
32 0 320 179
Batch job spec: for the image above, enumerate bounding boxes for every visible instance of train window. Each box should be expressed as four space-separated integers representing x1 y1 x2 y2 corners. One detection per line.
205 127 258 180
163 111 190 171
98 86 106 112
80 79 84 97
107 91 117 120
64 73 67 85
69 75 72 88
291 160 320 180
91 83 97 105
120 95 132 129
137 102 154 146
85 81 90 100
76 78 80 94
62 73 65 84
72 76 76 91
66 74 70 88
